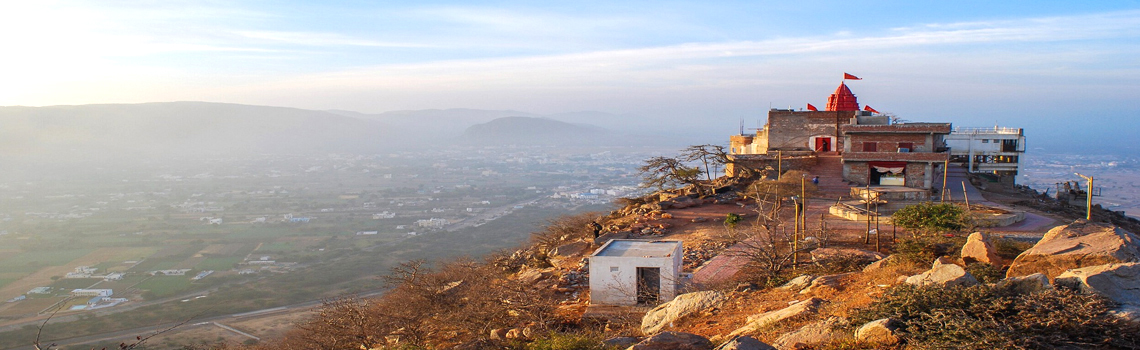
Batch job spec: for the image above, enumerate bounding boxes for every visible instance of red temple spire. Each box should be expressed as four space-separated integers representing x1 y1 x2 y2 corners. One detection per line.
825 82 860 111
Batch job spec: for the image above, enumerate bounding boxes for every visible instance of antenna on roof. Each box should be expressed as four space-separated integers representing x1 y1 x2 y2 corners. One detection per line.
739 118 744 135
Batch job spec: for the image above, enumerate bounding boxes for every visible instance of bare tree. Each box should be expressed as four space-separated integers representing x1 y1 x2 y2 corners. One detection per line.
639 156 702 191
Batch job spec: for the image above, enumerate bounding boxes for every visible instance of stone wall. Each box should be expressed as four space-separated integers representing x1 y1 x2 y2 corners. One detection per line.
848 133 931 152
766 110 855 152
726 154 818 178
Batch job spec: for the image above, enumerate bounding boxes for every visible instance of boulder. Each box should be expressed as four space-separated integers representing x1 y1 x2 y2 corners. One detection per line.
642 291 727 334
505 328 526 340
489 328 507 340
799 273 850 295
727 298 824 338
861 256 893 273
551 241 591 259
1055 262 1140 314
853 318 899 345
628 331 713 350
810 248 885 265
603 337 639 348
713 336 776 350
905 259 978 287
778 275 816 291
1006 221 1140 279
961 232 1003 265
770 317 845 350
995 273 1052 294
516 267 556 284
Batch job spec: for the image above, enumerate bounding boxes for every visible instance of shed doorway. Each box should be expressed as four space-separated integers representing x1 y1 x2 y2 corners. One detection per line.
636 267 661 304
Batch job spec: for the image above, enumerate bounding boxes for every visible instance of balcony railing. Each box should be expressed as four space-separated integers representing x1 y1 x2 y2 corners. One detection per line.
952 126 1022 135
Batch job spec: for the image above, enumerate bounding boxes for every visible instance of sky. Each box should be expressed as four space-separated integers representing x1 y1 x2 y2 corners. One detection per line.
2 1 1139 151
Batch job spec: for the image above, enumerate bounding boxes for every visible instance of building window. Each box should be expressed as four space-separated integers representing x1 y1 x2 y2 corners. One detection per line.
982 139 989 143
610 266 619 272
898 142 913 151
863 142 878 152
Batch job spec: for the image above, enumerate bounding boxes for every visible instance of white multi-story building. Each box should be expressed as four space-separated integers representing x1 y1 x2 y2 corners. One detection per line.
946 126 1026 181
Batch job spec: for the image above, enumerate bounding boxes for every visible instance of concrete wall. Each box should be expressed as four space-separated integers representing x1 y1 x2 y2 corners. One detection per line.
588 245 682 306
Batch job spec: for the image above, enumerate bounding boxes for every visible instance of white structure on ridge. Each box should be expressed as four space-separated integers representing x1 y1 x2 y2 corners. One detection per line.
588 240 682 306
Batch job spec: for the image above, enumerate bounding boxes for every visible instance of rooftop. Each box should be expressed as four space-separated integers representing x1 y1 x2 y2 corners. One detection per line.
592 239 680 258
951 126 1023 135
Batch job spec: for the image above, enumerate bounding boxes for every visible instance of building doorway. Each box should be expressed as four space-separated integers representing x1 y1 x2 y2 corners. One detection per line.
811 136 835 152
636 267 661 304
869 161 907 186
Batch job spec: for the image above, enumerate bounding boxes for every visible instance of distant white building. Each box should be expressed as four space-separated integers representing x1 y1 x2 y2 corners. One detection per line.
589 240 682 306
71 289 113 297
355 231 378 235
416 218 449 228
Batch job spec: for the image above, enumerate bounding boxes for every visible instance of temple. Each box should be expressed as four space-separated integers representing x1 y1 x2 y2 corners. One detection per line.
728 79 1026 194
727 80 952 191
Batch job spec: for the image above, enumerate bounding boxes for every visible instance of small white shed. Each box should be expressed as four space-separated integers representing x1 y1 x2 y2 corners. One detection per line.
588 239 682 306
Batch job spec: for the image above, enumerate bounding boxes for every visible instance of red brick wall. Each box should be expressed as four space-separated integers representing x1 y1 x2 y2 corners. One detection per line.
849 134 929 153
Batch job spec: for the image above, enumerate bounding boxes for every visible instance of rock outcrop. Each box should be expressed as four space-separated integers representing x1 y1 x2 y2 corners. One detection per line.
713 336 776 350
854 318 899 345
961 232 1002 265
770 317 845 350
995 273 1052 294
905 259 978 287
810 247 885 265
628 331 713 350
604 336 639 348
1006 221 1140 279
1055 262 1140 320
642 291 727 335
727 298 824 338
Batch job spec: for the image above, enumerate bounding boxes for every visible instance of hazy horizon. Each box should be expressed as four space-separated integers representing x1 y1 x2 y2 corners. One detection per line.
2 1 1139 154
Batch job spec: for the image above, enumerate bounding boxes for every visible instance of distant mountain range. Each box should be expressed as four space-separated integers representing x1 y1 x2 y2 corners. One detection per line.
460 116 613 146
0 102 690 162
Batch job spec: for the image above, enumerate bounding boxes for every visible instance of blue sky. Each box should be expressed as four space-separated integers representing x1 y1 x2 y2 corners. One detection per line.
2 1 1139 151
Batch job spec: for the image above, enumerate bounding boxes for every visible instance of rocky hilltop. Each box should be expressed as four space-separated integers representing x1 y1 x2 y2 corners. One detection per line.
181 174 1140 350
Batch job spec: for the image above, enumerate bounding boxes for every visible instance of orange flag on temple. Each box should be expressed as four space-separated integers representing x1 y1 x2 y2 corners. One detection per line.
807 103 818 111
864 105 879 114
844 72 861 80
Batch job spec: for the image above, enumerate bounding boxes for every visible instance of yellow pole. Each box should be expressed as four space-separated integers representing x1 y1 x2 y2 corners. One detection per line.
777 150 783 180
1076 173 1094 220
941 158 949 203
961 181 970 209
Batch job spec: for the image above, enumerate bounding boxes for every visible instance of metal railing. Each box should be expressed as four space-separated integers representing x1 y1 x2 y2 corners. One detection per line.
952 126 1022 135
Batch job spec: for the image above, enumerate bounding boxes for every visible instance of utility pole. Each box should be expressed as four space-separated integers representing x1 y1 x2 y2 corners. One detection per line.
1076 173 1094 220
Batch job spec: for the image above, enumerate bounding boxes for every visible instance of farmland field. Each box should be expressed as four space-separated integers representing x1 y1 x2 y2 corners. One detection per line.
195 257 243 271
135 276 193 298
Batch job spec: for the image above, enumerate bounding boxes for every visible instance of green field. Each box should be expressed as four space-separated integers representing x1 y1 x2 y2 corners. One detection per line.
48 278 102 290
258 241 295 252
135 276 192 298
0 249 92 270
195 257 242 271
0 278 16 289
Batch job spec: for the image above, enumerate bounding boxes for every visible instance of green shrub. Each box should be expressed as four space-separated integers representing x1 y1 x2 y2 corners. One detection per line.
994 237 1033 261
891 203 969 236
964 263 1004 284
850 284 1140 349
525 333 614 350
893 235 965 265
